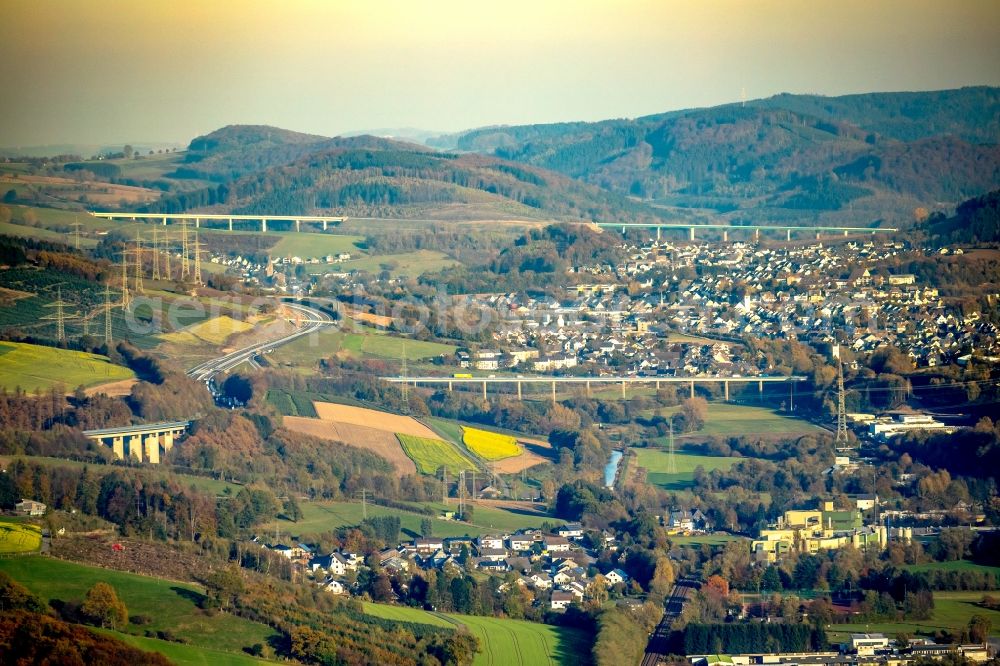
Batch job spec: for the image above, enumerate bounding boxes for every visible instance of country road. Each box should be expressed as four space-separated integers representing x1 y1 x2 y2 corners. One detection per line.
186 301 333 383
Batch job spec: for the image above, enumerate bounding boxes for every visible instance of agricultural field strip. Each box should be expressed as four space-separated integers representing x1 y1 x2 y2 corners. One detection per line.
362 602 580 666
283 415 418 474
462 426 522 460
312 401 439 438
397 433 477 475
0 520 43 553
0 341 135 393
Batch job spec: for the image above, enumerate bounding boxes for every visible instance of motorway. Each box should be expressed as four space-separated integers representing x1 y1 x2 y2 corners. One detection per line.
641 578 701 666
186 302 333 383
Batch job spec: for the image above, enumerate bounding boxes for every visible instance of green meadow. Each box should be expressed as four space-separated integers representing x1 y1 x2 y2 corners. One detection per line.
0 341 134 392
0 557 279 663
363 602 590 666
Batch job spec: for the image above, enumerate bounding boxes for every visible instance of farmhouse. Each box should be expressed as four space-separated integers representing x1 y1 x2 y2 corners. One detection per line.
15 499 46 516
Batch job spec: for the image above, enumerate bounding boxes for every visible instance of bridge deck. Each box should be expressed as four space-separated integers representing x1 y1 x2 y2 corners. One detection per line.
82 420 191 437
381 375 805 384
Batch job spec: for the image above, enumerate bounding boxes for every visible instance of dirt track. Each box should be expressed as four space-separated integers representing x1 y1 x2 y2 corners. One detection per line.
284 415 417 474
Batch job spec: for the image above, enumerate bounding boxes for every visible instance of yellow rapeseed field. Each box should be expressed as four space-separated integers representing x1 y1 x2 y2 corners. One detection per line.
462 426 521 460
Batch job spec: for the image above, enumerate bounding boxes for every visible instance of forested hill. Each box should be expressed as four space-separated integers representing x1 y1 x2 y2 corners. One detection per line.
150 133 675 223
926 189 1000 244
428 87 1000 226
175 126 432 183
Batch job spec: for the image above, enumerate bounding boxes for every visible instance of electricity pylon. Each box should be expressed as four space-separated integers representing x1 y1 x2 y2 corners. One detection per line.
71 221 82 250
120 250 131 310
132 232 144 294
191 229 203 285
179 220 190 279
162 232 172 280
104 284 114 344
42 287 76 341
151 227 161 279
835 358 848 446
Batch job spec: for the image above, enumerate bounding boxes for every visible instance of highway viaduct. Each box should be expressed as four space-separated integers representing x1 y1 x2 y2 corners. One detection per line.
595 222 898 242
380 374 807 402
89 213 896 241
89 212 347 233
82 420 190 464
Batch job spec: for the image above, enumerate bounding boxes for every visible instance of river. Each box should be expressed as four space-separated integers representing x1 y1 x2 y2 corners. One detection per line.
604 449 623 488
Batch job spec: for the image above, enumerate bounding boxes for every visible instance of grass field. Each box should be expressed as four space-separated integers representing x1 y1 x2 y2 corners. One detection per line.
270 232 364 258
826 590 1000 643
332 249 461 278
0 520 42 553
267 322 456 369
158 314 254 345
0 557 280 659
0 341 135 392
903 560 1000 577
104 631 274 666
633 447 738 490
264 498 559 539
363 602 590 666
462 427 522 461
397 434 477 475
647 403 820 438
668 533 746 547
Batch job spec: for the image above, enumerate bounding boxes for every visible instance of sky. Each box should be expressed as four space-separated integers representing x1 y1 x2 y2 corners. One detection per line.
0 0 998 147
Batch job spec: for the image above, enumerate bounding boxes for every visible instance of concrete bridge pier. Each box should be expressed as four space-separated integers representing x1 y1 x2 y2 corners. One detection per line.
844 230 849 236
755 228 760 241
448 380 453 392
194 218 200 229
758 380 764 395
163 432 174 451
517 381 522 400
228 218 233 231
655 380 661 390
724 381 730 401
786 229 791 241
112 436 124 459
128 435 143 462
690 381 695 399
261 218 268 233
482 381 487 400
161 217 167 226
551 381 557 403
145 435 160 464
656 227 661 240
586 380 591 397
621 380 626 399
723 230 728 242
322 220 328 231
689 227 695 241
295 219 300 232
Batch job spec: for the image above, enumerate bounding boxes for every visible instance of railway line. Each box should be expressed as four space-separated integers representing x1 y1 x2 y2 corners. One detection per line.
640 578 701 666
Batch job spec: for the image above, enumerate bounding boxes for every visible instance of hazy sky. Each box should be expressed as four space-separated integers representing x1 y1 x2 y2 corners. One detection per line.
1 0 998 147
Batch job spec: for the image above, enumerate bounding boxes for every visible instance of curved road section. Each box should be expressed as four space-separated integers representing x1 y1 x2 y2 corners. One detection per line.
186 302 333 383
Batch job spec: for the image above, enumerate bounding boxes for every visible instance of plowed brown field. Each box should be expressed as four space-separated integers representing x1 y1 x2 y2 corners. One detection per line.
312 402 439 438
284 415 417 474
